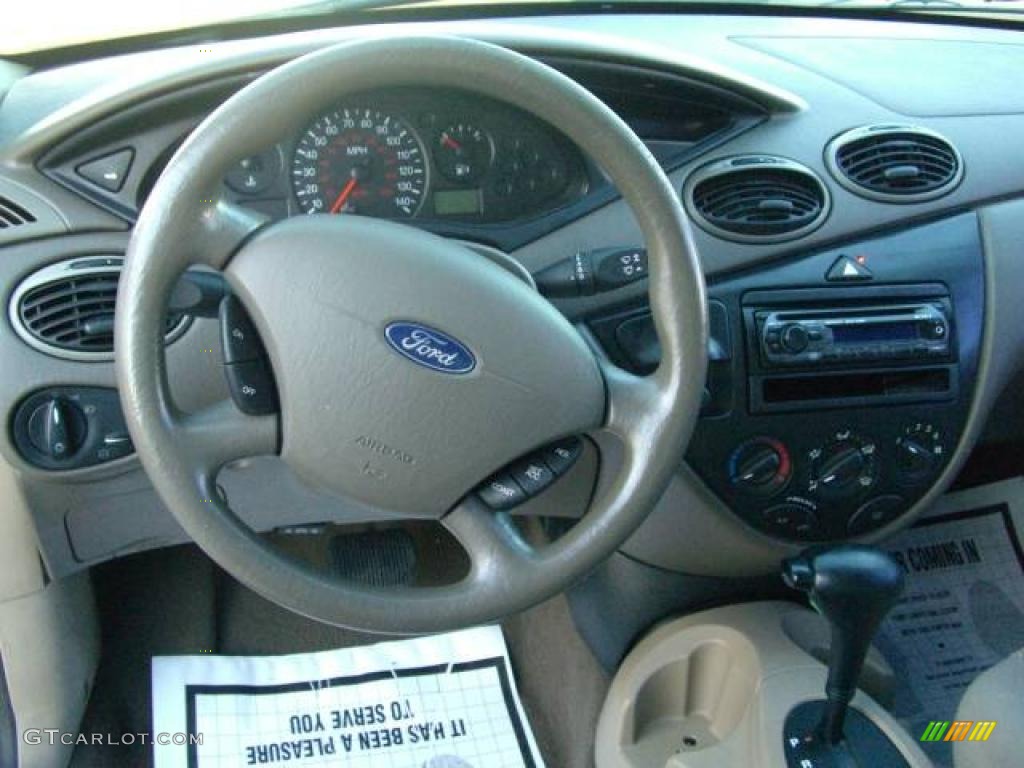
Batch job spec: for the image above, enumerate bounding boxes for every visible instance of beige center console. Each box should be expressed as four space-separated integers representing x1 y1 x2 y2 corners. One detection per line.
595 602 931 768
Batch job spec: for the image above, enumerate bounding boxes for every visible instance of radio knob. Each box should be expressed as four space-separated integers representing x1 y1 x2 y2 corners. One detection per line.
781 323 810 353
921 320 947 341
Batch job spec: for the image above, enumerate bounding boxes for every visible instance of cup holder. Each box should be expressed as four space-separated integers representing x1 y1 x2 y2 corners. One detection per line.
626 634 758 760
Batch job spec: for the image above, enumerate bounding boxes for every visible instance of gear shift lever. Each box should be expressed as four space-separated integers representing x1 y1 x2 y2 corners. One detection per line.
783 544 905 746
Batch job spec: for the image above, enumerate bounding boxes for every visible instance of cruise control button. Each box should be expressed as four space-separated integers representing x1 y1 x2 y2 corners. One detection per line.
512 458 555 496
478 474 526 510
224 359 277 415
542 437 583 476
219 295 265 363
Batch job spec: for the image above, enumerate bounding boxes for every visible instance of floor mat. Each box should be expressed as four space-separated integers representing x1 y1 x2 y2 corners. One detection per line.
71 543 605 768
152 625 544 768
874 476 1024 768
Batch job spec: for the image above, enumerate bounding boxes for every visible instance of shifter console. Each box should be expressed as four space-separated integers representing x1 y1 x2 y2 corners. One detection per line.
782 545 909 767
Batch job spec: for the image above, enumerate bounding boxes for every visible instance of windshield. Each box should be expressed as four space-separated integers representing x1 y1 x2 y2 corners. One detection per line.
5 0 1024 56
5 0 320 55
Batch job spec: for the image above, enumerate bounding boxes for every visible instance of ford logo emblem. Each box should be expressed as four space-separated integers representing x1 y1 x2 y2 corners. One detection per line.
384 322 476 375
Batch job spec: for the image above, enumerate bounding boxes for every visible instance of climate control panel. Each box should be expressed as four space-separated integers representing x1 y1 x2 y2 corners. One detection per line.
703 416 951 541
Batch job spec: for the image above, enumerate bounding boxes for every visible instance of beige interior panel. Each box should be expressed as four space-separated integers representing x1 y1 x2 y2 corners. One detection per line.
0 573 99 768
0 462 99 768
0 461 46 601
595 602 930 768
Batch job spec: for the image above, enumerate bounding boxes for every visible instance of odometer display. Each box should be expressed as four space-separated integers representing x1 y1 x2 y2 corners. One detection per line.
291 107 427 218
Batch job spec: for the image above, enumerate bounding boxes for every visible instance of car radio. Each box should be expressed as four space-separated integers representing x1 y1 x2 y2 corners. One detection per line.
756 302 951 367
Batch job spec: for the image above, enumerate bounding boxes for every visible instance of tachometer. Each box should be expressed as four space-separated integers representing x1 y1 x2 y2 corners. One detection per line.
291 107 427 218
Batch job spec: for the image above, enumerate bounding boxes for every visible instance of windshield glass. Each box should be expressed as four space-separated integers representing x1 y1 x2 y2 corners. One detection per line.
5 0 1024 56
5 0 321 55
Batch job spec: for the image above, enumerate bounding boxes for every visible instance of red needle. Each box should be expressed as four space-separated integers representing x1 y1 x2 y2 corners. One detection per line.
441 133 462 151
329 177 358 214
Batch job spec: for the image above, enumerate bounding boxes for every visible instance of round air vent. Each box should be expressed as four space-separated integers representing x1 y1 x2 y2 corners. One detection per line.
684 156 830 244
9 257 189 362
826 125 963 203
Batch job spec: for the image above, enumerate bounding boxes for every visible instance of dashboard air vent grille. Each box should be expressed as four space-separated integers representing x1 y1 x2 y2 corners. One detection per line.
828 125 962 202
685 156 829 243
0 195 36 229
10 259 188 361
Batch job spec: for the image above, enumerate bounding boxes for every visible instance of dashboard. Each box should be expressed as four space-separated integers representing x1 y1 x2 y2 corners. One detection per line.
3 12 1024 584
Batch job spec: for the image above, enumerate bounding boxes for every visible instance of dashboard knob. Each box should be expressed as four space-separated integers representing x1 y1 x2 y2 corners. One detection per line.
729 438 791 496
809 432 877 500
897 438 935 480
781 323 810 353
896 423 944 483
27 396 87 461
817 446 865 488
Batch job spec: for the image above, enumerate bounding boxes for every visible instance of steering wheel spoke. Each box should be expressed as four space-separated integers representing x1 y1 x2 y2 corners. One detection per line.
193 199 269 270
442 496 533 580
598 357 663 445
173 399 279 476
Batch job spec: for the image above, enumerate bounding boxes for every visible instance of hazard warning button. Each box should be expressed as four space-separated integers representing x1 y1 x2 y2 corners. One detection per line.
826 254 873 281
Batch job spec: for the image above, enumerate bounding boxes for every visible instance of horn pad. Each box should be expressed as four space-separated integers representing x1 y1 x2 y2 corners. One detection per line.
226 215 605 517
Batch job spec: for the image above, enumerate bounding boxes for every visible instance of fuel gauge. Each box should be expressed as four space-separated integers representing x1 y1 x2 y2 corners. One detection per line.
435 124 493 184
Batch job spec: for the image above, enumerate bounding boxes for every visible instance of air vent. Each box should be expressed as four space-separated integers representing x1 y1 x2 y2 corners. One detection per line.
684 156 829 243
0 195 36 229
9 258 189 361
827 125 962 203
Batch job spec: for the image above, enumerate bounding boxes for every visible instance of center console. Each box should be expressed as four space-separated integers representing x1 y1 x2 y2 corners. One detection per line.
594 601 930 768
591 213 984 543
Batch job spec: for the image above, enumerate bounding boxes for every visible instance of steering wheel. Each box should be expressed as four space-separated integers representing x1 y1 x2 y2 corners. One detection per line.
115 37 708 634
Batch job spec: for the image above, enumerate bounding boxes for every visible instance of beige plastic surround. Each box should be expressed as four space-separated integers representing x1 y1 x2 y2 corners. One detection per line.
0 463 99 768
595 602 930 768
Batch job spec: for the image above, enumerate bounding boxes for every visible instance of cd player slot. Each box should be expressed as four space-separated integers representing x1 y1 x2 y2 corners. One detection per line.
782 305 928 321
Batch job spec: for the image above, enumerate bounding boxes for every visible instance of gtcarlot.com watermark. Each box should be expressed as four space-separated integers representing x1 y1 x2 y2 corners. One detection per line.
23 730 203 746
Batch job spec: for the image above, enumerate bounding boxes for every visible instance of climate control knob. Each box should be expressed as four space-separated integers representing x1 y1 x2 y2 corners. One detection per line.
809 431 878 500
729 438 792 497
896 423 945 483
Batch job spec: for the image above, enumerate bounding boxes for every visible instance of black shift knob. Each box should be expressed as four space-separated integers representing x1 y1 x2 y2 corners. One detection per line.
783 544 905 745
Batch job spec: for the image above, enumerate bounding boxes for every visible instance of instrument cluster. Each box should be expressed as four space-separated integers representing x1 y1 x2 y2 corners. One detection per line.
223 88 589 225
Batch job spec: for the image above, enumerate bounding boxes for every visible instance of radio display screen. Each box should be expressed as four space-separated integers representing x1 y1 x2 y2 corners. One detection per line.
833 322 918 344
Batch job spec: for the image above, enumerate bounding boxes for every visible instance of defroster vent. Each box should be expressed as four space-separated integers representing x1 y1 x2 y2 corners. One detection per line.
0 195 36 229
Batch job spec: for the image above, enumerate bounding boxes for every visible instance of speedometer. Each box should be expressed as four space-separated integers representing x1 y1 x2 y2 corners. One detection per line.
291 107 427 218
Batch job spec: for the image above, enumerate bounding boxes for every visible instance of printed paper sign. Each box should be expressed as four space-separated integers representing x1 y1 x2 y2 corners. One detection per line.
875 478 1024 767
152 625 544 768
